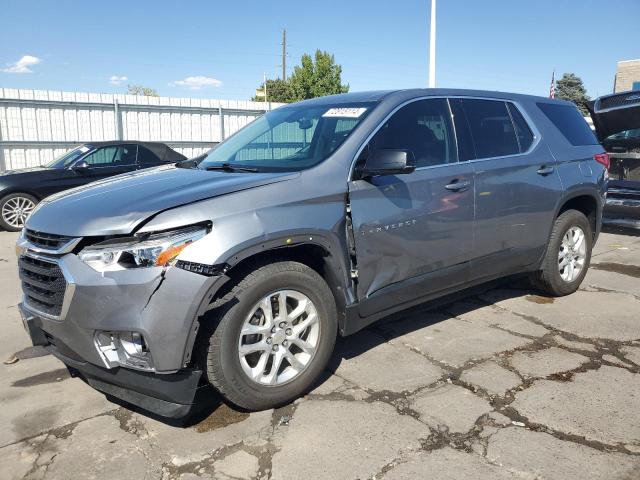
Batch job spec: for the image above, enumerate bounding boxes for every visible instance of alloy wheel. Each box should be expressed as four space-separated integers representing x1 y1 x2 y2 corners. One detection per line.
558 226 586 282
1 196 35 229
238 289 321 386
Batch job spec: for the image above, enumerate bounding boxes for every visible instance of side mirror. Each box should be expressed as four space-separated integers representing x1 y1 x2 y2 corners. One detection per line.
72 160 89 172
360 149 416 178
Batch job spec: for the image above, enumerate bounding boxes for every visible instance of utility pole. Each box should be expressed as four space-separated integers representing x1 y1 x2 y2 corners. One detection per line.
428 0 436 88
281 29 287 81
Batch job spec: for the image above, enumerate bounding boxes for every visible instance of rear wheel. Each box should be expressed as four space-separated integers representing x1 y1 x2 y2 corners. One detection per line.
199 261 337 410
532 209 592 296
0 193 37 232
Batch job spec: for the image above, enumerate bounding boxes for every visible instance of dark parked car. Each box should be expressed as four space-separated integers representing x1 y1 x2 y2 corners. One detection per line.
588 89 640 228
17 89 606 417
0 141 186 231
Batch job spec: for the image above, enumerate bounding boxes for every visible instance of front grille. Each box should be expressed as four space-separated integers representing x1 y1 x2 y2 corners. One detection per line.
24 229 76 251
19 255 67 317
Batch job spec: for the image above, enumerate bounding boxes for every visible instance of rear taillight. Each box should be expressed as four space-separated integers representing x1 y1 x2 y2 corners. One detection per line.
594 153 610 170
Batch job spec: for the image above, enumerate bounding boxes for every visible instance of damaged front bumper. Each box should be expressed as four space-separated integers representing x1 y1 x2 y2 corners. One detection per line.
18 246 227 417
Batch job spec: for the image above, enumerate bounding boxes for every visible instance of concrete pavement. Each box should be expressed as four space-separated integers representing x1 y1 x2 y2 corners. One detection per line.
1 228 640 479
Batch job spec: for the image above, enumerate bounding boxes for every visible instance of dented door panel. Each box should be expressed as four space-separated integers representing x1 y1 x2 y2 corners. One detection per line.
348 162 475 300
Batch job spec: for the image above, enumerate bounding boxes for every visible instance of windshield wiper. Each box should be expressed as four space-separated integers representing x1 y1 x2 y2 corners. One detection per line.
204 163 259 173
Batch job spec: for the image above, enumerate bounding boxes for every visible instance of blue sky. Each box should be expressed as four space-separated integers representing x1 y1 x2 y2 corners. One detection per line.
1 0 638 100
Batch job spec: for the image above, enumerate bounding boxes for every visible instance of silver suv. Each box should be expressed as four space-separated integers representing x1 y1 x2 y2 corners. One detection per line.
17 89 607 417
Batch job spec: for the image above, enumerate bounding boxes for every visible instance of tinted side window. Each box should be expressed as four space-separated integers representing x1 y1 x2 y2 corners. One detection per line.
368 98 458 168
137 146 160 165
83 145 137 166
507 103 534 152
537 103 598 146
460 99 519 159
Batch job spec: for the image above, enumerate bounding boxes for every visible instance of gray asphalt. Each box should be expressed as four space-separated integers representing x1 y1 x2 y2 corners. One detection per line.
1 229 639 480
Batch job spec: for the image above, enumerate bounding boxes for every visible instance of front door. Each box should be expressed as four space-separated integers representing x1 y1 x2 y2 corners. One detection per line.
348 98 475 315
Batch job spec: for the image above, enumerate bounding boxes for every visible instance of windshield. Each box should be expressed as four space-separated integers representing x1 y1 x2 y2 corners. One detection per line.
199 102 375 172
45 145 91 169
606 128 640 141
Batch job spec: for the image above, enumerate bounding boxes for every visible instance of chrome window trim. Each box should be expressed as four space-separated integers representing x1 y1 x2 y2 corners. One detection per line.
19 251 76 321
348 95 541 180
17 229 81 255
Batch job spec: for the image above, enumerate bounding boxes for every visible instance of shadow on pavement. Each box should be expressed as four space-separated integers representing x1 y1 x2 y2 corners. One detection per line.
114 276 539 428
326 276 537 370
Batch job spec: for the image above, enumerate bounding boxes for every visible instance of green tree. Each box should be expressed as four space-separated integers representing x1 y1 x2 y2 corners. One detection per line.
289 50 349 101
253 50 349 103
127 84 159 97
555 73 590 115
252 78 295 103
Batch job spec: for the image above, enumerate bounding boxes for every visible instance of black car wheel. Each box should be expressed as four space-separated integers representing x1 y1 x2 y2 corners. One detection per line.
531 209 593 296
0 193 38 232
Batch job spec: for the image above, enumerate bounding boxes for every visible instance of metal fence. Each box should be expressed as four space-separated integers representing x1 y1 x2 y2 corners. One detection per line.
0 88 283 171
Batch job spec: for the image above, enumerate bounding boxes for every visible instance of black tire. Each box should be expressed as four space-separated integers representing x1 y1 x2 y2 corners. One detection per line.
0 192 38 232
199 260 337 411
531 209 592 296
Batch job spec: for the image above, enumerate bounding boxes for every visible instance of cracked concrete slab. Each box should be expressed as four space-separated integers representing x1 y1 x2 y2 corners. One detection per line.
270 399 423 480
447 301 550 337
0 355 115 447
383 448 515 480
3 414 159 480
137 407 273 464
584 268 640 297
2 230 640 479
486 427 640 480
212 450 259 479
510 347 590 378
483 290 640 341
621 346 640 366
553 335 597 352
411 384 493 433
459 361 522 396
333 331 444 392
512 366 640 447
381 313 531 367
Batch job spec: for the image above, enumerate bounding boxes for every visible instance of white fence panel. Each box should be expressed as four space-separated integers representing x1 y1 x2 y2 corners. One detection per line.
0 88 281 171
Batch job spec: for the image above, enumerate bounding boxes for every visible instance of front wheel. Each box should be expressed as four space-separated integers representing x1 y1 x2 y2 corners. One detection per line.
0 193 38 232
200 261 337 411
531 209 593 296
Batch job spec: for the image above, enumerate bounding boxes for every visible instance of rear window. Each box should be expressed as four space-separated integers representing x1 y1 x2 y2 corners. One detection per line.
457 99 520 159
537 103 598 146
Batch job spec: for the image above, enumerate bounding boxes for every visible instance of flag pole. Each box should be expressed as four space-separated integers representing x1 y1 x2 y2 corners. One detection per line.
428 0 436 88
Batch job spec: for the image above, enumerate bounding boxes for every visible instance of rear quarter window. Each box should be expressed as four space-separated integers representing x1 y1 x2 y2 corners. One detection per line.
537 103 598 146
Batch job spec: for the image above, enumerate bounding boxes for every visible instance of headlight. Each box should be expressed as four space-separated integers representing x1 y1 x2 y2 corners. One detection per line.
79 226 207 272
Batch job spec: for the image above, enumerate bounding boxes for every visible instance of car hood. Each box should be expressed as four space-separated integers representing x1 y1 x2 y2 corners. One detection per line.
0 166 53 178
588 90 640 142
26 165 298 236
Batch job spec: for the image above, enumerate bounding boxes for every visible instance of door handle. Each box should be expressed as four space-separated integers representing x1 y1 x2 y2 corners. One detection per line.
537 165 555 176
445 180 471 192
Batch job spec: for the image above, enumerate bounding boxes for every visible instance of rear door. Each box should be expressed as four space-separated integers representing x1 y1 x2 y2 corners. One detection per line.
348 98 475 314
450 98 563 279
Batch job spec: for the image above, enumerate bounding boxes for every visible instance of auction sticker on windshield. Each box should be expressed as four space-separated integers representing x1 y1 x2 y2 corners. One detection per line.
322 107 367 118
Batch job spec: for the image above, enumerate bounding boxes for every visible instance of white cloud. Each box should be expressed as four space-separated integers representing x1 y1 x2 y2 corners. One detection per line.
3 55 41 74
109 75 128 85
170 76 222 90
